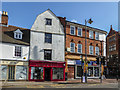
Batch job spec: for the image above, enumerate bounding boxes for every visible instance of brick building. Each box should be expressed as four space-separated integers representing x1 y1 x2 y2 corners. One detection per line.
106 25 120 78
59 17 107 79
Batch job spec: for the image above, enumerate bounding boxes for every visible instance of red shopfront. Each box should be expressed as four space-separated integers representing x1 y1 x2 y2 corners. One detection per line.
29 60 66 81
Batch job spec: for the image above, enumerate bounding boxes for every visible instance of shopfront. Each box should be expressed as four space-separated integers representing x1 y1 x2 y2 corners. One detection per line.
29 60 65 81
75 60 100 79
0 60 28 80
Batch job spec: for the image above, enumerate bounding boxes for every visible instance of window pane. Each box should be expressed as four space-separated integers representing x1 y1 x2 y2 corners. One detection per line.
46 18 52 25
16 66 27 80
95 32 99 40
95 47 99 55
70 26 75 35
94 67 99 77
70 43 75 52
52 68 64 80
78 44 82 53
89 31 93 39
0 65 7 80
89 46 93 55
87 67 93 77
15 46 22 57
31 67 43 80
45 33 52 43
78 28 82 36
77 66 82 77
44 50 52 60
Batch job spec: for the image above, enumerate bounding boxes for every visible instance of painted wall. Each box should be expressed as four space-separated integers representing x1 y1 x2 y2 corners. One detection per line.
30 10 65 62
0 42 29 61
99 33 106 56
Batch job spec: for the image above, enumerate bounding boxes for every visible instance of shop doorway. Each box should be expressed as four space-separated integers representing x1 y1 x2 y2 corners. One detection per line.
8 65 15 80
44 68 51 81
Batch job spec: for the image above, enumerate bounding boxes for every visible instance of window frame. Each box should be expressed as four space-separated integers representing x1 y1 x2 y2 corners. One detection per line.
45 18 52 25
95 32 99 40
70 26 75 35
44 49 52 60
95 46 99 55
89 30 93 39
14 46 22 57
77 44 82 53
70 42 75 53
89 45 94 55
77 27 82 36
45 33 52 44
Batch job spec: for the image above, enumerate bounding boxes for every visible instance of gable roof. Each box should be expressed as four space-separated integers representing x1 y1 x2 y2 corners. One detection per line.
107 25 118 37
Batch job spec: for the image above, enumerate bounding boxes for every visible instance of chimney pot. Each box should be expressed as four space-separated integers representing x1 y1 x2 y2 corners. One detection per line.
1 11 8 25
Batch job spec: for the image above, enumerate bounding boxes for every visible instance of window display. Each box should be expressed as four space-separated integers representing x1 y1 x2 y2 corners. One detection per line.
94 67 99 77
52 68 64 80
0 65 7 80
87 67 93 77
31 67 43 80
76 66 82 77
16 66 27 80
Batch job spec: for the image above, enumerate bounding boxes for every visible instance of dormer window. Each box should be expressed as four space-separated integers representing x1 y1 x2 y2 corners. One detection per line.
14 29 23 39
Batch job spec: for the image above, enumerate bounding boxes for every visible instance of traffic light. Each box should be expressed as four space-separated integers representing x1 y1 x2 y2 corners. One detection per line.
101 56 105 65
96 57 99 64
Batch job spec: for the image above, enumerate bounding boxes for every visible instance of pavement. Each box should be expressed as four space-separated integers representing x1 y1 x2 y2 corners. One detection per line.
0 79 119 88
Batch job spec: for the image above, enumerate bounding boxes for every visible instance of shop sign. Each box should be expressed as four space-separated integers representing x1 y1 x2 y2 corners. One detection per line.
1 60 28 65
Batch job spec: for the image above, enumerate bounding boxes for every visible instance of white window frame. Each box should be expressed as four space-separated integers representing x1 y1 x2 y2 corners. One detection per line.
77 44 82 53
89 45 93 55
77 27 82 36
70 42 75 53
70 26 75 35
95 46 99 55
95 32 99 40
14 46 22 57
89 30 93 39
14 29 23 39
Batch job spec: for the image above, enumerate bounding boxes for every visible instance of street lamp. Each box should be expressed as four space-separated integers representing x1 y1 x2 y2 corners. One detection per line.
84 18 93 83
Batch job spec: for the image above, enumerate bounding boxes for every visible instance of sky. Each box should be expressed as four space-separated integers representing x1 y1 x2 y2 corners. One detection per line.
1 2 118 33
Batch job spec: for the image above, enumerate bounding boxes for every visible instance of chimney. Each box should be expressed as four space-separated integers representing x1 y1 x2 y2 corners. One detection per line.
110 25 113 31
1 11 8 25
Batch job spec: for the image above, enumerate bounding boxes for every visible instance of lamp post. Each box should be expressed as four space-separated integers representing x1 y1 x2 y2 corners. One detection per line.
84 18 93 83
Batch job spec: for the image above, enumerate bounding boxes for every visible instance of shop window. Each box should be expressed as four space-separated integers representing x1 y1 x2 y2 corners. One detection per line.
76 66 82 78
89 30 93 39
70 26 75 35
77 44 82 53
1 65 7 80
95 46 99 55
44 49 52 60
70 42 75 53
94 67 99 77
77 27 82 36
31 67 43 80
52 68 64 80
45 18 52 25
87 67 93 77
16 66 27 80
14 46 22 57
45 33 52 43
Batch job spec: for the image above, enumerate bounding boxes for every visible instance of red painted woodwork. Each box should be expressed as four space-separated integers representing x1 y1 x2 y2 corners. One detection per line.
29 60 65 81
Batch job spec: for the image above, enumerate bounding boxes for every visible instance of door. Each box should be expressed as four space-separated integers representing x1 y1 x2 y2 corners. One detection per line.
8 66 15 80
44 68 51 81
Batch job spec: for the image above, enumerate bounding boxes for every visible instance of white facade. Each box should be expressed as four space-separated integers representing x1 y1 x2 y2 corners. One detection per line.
99 33 106 56
0 42 29 61
30 9 65 62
